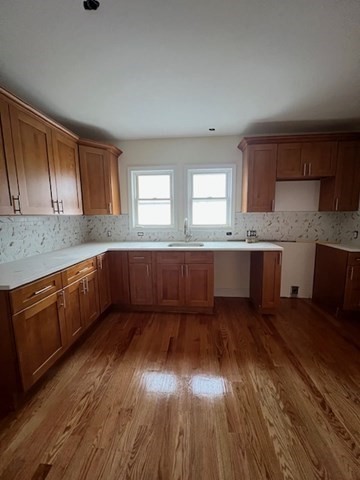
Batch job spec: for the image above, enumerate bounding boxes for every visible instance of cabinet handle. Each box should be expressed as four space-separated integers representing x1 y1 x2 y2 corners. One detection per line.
81 278 86 294
86 277 89 293
186 265 189 276
181 265 184 277
108 202 113 214
59 200 64 214
98 257 103 270
335 198 339 211
52 200 59 214
303 163 307 176
308 163 312 176
58 291 66 309
146 265 150 276
278 253 282 266
33 284 53 296
350 267 354 281
133 256 145 260
12 195 21 214
271 199 275 211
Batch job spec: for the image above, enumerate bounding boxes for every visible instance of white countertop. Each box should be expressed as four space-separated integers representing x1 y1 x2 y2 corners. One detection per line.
317 242 360 253
0 241 283 291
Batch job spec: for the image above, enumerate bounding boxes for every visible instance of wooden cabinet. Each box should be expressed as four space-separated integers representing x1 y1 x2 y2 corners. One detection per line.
11 290 67 391
155 251 214 310
97 253 111 313
0 94 19 215
128 252 154 305
241 144 277 212
52 129 83 215
79 139 122 215
313 244 360 312
319 142 360 212
64 278 87 346
277 142 337 180
250 251 282 313
240 133 359 212
9 104 57 215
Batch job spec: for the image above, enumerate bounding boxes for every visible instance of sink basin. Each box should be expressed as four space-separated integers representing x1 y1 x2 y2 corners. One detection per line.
168 242 204 248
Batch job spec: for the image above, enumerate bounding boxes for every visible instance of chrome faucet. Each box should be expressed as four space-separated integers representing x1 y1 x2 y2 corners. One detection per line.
183 217 192 242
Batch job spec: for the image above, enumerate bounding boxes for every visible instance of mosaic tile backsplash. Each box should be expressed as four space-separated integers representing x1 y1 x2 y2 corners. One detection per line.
1 211 359 264
0 216 88 264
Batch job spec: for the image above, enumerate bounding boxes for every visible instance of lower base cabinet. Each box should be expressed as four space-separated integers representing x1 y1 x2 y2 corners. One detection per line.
97 253 111 313
313 244 360 312
250 251 282 313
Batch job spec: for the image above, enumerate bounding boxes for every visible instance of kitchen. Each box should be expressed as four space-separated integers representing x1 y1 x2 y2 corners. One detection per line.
0 1 359 479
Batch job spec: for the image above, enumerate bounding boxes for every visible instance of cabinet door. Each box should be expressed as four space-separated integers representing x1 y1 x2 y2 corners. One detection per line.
97 253 111 313
79 145 111 215
250 251 281 313
301 142 337 177
12 291 67 391
10 105 57 215
129 263 153 305
335 142 360 211
52 129 83 215
0 95 19 215
65 279 87 346
185 264 214 308
156 264 185 307
276 143 304 179
83 271 100 327
343 266 360 311
243 144 277 212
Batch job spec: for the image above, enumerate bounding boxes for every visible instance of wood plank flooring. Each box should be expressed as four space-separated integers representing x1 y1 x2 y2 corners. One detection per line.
0 298 359 480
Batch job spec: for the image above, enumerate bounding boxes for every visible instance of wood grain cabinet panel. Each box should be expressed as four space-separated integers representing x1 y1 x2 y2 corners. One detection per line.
185 264 214 308
301 142 337 178
250 251 282 313
319 142 360 212
276 143 303 179
156 263 185 307
12 291 67 391
9 104 57 215
313 244 360 312
52 129 83 215
79 140 122 215
0 95 19 215
64 279 87 346
97 253 111 313
129 263 154 305
242 144 277 212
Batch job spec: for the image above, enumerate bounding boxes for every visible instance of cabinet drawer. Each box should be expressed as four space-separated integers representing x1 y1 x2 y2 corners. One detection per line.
156 252 185 264
61 258 96 286
10 273 62 314
348 253 360 266
185 251 214 264
128 252 152 264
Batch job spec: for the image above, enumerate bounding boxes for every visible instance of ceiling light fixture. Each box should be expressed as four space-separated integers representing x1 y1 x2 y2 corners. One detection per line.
83 0 100 10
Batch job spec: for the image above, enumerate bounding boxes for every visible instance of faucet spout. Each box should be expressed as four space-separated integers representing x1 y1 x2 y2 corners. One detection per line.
183 217 192 242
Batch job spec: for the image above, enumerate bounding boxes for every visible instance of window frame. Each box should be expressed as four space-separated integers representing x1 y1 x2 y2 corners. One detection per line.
186 166 236 229
129 167 176 230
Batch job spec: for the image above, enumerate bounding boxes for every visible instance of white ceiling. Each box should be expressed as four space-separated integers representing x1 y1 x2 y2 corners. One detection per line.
0 0 359 140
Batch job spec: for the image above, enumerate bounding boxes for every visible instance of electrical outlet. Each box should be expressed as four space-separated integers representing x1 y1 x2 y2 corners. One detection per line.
137 231 144 237
226 232 233 236
106 230 112 237
246 230 257 238
353 231 359 240
291 286 299 296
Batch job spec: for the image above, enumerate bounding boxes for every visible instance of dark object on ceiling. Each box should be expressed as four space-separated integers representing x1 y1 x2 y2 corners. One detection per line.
83 0 100 10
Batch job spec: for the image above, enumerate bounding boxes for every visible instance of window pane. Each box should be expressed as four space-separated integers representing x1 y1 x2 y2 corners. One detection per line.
192 199 227 225
193 173 226 198
138 201 171 225
138 175 170 199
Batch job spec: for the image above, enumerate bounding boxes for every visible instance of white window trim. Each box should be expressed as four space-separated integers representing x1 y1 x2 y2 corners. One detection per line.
128 166 177 230
186 165 236 229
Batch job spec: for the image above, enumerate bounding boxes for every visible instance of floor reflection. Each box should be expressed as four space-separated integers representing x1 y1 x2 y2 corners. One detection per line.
142 372 226 397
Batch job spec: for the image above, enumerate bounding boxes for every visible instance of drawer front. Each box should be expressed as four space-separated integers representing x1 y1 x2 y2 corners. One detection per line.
10 273 62 314
156 252 185 264
128 251 153 264
185 251 214 264
61 258 96 286
348 253 360 266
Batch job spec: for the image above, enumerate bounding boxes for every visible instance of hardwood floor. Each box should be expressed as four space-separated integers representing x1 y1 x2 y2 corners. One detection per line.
0 298 359 480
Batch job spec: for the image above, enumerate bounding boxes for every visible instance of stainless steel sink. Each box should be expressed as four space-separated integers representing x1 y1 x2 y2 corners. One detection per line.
168 242 204 247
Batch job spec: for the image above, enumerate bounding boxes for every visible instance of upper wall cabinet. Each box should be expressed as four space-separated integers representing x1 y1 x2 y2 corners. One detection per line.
79 139 122 215
0 86 83 216
52 129 83 215
0 94 19 215
239 133 360 212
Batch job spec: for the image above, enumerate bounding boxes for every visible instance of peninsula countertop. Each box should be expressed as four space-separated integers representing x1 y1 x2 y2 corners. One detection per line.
0 241 283 290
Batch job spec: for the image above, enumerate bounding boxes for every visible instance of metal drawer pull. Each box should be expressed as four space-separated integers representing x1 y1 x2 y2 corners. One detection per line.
58 291 66 308
108 202 113 214
32 284 53 296
52 199 59 214
303 164 307 176
59 200 64 214
308 163 312 176
146 265 150 276
350 267 354 281
133 256 145 260
335 198 339 211
13 195 22 214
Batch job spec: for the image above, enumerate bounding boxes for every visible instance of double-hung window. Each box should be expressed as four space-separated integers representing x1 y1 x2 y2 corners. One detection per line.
187 167 235 228
130 168 175 228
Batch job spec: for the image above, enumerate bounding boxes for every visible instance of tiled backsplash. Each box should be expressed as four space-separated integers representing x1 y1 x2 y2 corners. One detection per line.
87 212 344 243
0 216 88 264
0 211 358 264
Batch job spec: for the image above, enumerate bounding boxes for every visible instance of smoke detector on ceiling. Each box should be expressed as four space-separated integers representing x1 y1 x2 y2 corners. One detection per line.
83 0 100 10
